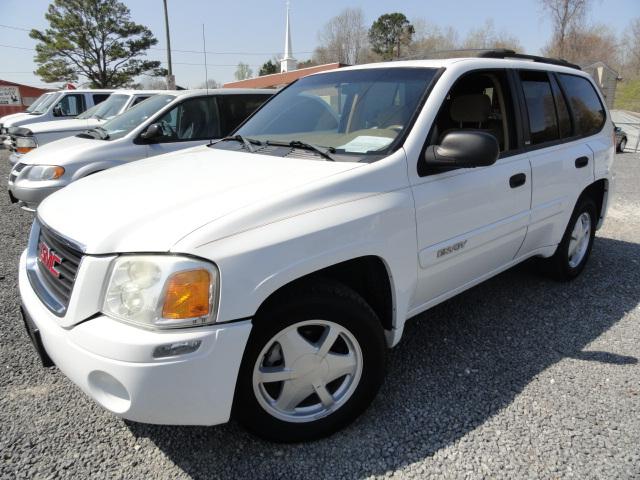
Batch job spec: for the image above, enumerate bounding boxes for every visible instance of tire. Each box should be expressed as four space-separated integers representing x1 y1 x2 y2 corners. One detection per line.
233 280 386 442
540 196 597 281
617 137 627 153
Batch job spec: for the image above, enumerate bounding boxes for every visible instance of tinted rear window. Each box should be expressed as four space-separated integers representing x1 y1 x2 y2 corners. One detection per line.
557 74 605 137
520 71 559 145
217 94 272 135
92 94 111 105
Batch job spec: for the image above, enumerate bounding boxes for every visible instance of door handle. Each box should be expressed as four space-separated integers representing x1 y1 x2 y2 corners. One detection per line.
575 156 589 168
509 173 526 188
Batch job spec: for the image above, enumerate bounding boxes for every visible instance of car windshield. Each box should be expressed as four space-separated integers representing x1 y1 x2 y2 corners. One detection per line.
99 94 175 141
29 92 62 114
25 93 50 113
78 94 130 120
233 67 438 159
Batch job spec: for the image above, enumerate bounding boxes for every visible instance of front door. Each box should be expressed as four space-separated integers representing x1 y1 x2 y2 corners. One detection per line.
145 96 221 158
409 69 531 312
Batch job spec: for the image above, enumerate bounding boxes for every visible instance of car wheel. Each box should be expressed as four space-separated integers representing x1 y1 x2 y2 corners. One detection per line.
617 137 627 153
233 280 386 442
540 197 597 281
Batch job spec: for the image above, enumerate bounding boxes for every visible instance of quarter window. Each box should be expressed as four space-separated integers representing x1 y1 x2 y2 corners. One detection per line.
520 71 559 145
557 74 605 137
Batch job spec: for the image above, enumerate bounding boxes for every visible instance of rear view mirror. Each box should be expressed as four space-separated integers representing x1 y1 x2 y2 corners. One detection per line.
424 131 499 169
140 123 162 141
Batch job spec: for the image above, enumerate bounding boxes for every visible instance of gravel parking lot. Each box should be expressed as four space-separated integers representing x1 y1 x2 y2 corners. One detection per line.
1 149 639 480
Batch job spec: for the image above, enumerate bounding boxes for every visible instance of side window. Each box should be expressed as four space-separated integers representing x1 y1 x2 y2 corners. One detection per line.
92 94 110 105
217 94 271 136
550 76 572 138
55 94 86 116
428 69 517 154
557 73 605 137
519 71 559 145
131 95 150 106
153 97 220 141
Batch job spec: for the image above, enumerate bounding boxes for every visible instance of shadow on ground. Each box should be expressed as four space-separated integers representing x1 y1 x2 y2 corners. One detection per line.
128 236 640 479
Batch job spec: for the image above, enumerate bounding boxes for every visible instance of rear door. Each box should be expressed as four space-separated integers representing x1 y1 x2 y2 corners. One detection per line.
410 69 532 309
515 70 597 255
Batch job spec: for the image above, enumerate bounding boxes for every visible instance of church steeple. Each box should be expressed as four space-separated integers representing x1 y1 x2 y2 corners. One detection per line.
280 1 297 73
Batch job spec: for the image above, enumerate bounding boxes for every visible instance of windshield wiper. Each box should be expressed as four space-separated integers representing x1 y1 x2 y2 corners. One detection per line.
266 140 336 161
86 126 109 140
209 134 262 152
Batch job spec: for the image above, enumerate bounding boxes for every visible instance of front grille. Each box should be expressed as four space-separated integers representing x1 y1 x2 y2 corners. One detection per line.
9 162 25 183
33 223 83 312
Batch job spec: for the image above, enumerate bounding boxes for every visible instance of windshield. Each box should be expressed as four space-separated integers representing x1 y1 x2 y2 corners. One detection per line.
78 93 130 120
234 67 438 159
99 94 175 141
25 93 50 113
30 92 62 114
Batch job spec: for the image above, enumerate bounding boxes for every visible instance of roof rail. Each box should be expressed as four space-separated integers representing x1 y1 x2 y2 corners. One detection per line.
478 49 581 70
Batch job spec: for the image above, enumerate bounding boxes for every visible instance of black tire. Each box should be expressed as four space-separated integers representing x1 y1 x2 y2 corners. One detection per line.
617 137 627 153
233 280 386 442
539 196 597 281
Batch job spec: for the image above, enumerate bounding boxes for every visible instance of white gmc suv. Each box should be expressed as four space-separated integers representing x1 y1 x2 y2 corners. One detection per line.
18 52 615 443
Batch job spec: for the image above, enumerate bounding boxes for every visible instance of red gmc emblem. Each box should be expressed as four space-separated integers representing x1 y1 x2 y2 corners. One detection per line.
38 241 62 278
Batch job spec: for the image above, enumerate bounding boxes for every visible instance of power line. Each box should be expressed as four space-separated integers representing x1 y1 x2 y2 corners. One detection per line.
0 23 31 32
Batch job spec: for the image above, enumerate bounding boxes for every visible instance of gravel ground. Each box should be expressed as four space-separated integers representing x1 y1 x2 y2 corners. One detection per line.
1 149 639 480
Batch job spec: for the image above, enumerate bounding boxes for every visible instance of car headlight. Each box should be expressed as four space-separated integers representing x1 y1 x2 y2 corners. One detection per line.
25 165 65 181
16 135 37 154
102 255 220 329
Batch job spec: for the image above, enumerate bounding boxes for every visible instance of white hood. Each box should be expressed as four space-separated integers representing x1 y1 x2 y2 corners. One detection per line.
27 118 101 135
1 112 32 126
18 135 105 166
38 147 364 254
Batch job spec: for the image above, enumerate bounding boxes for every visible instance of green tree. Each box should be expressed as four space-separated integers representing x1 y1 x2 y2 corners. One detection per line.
30 0 165 88
234 62 254 81
259 59 278 76
368 13 415 60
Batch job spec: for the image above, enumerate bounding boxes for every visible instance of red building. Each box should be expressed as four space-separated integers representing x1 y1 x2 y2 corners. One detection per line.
0 79 53 116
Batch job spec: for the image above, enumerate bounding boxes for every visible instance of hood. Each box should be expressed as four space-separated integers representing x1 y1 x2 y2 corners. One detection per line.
1 112 32 126
18 135 105 166
27 118 100 135
37 146 364 254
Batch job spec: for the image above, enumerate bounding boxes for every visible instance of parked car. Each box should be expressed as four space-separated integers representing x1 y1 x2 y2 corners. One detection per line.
18 53 614 442
0 89 113 147
8 89 273 210
614 123 628 153
7 90 163 165
1 92 57 147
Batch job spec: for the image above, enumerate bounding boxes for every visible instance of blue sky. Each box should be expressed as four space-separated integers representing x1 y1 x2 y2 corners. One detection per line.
0 0 637 88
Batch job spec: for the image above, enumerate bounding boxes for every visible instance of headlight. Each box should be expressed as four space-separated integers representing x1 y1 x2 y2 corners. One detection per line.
102 255 220 329
25 165 65 180
16 135 37 154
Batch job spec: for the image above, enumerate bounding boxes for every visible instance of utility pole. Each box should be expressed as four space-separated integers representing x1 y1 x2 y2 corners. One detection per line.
162 0 175 89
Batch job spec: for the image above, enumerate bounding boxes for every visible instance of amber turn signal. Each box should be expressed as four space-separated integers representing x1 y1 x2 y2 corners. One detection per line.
162 269 211 320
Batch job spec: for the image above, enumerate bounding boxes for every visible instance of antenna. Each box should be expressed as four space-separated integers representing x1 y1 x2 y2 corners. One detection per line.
202 24 209 94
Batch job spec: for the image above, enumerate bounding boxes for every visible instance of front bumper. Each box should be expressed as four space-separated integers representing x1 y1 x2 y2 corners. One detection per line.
8 179 64 211
18 250 252 425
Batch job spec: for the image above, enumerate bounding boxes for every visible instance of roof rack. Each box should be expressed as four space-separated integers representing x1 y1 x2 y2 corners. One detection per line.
478 49 581 70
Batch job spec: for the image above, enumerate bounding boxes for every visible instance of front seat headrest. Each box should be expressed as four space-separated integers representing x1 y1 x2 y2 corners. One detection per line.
450 94 491 123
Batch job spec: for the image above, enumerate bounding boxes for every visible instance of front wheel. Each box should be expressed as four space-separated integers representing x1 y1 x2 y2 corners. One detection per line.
540 197 597 281
233 281 386 442
617 137 627 153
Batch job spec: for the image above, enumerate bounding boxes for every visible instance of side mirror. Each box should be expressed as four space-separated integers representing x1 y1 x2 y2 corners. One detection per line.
52 105 63 117
614 126 621 133
424 131 499 169
140 123 162 141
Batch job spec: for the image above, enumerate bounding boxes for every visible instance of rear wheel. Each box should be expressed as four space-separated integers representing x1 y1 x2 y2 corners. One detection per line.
539 197 597 281
233 280 386 442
